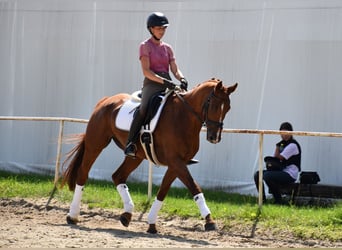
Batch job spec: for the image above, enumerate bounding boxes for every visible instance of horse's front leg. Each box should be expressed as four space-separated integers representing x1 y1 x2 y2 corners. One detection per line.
176 165 217 231
193 193 217 231
112 157 143 227
146 168 177 234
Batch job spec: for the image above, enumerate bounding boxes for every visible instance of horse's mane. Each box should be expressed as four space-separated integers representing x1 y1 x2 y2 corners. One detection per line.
193 78 221 88
187 78 222 94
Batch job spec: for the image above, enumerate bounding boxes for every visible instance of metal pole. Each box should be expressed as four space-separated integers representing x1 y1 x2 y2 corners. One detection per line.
46 119 64 208
55 120 64 185
258 133 264 208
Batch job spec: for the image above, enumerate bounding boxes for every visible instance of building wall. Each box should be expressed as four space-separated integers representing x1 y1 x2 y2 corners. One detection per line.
1 0 342 195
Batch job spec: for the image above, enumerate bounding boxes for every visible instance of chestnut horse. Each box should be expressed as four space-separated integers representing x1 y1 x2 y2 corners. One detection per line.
61 78 238 233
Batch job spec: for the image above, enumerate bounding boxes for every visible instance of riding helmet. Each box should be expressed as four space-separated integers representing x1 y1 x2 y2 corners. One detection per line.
147 12 169 29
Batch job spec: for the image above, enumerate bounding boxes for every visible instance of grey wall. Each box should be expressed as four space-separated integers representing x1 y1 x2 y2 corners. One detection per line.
1 0 342 195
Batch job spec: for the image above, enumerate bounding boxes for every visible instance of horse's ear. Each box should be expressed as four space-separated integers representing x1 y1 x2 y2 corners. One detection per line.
215 80 223 89
227 82 238 94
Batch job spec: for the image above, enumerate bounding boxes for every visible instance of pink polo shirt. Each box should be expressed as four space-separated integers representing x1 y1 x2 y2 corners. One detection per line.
139 38 175 73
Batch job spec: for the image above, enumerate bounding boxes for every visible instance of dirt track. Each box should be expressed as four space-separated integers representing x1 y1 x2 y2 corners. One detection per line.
0 197 340 248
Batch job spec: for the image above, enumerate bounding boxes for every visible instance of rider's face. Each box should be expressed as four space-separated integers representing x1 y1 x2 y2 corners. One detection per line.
151 26 167 39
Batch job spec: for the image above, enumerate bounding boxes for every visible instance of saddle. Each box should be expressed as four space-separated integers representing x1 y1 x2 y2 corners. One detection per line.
116 90 172 165
143 91 165 127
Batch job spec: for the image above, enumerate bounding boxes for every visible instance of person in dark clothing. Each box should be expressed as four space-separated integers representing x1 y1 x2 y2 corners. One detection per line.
124 12 188 158
254 122 301 204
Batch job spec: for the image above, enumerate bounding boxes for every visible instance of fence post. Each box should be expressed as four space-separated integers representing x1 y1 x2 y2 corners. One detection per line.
55 120 65 185
258 133 264 208
46 119 65 208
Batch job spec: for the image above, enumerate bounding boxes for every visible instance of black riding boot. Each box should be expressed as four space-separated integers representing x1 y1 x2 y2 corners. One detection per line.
125 112 144 158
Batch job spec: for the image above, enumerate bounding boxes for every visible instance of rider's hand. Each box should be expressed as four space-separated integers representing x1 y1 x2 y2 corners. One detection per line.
180 77 188 91
163 79 176 90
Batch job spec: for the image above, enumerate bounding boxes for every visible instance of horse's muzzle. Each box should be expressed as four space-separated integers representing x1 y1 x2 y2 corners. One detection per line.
205 119 223 144
208 138 220 144
206 128 222 144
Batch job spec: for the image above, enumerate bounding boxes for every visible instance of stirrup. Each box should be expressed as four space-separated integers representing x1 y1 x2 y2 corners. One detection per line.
124 143 137 158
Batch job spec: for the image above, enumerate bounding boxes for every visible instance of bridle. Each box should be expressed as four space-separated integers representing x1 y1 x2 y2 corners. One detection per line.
175 89 226 130
202 90 225 130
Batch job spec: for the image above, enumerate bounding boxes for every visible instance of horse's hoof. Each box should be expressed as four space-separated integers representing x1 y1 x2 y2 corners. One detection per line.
119 212 132 227
147 224 158 234
204 222 217 231
66 215 78 225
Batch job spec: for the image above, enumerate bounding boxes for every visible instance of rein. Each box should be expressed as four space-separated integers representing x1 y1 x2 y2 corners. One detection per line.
175 91 203 125
174 89 225 129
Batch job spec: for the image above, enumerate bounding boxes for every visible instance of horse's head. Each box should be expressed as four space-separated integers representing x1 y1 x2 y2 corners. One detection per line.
203 78 238 143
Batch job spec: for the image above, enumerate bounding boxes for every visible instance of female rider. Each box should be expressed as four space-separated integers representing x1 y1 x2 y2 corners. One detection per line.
125 12 188 157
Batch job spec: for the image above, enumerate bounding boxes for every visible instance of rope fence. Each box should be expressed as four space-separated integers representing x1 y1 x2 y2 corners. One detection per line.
1 116 342 207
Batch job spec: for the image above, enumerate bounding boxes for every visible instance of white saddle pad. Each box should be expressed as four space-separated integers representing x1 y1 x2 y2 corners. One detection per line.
115 90 170 132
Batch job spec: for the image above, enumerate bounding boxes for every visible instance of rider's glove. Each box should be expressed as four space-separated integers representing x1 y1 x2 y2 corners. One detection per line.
163 79 176 90
180 77 188 91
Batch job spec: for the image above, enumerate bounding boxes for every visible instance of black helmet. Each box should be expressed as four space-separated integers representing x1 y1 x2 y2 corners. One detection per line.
279 122 293 131
147 12 169 29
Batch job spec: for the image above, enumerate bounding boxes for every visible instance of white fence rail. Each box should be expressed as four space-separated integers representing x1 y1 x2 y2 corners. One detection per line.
219 128 342 206
0 116 88 186
1 116 342 207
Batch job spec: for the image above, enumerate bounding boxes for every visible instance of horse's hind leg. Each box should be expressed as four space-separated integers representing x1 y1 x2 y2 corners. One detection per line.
67 136 111 224
67 184 84 224
112 157 143 227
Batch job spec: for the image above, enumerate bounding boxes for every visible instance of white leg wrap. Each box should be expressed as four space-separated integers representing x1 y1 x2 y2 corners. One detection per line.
116 183 134 213
68 184 84 219
194 193 211 219
147 198 163 224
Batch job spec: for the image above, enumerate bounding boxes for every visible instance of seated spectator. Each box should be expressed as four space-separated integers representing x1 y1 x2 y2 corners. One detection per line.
254 122 301 204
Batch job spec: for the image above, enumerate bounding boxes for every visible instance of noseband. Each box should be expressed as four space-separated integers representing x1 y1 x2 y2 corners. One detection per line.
175 90 226 130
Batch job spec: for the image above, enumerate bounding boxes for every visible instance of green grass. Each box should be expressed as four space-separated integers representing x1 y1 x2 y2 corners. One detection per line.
0 170 341 242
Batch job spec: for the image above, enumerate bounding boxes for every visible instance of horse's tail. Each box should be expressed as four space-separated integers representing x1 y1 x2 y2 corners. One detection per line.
60 133 86 191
